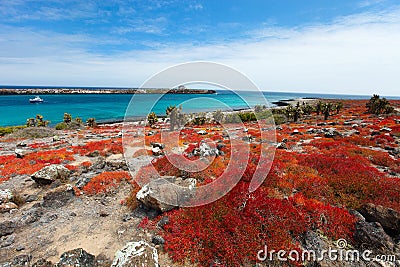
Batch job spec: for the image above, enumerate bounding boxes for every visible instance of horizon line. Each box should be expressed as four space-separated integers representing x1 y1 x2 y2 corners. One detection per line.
1 85 399 98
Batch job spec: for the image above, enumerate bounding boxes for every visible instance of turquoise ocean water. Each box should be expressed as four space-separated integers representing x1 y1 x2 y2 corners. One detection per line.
1 89 399 127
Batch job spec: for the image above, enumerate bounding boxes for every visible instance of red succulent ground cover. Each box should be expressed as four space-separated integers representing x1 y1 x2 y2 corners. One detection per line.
72 138 123 156
82 171 131 195
134 99 400 266
162 182 356 267
0 148 75 182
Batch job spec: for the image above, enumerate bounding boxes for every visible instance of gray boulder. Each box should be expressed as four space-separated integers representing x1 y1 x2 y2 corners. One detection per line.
137 176 196 212
151 143 165 149
323 128 341 138
276 142 287 149
105 154 128 171
31 165 70 185
14 148 30 159
193 142 219 157
20 206 43 225
157 216 169 229
111 241 159 267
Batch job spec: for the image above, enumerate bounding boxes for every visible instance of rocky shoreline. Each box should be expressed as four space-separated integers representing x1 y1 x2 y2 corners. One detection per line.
272 97 318 107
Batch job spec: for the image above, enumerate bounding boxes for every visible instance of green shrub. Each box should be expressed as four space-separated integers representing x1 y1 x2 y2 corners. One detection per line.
55 114 84 130
254 105 266 113
255 109 273 120
272 114 287 125
238 111 257 122
0 126 26 136
224 113 241 123
55 122 68 130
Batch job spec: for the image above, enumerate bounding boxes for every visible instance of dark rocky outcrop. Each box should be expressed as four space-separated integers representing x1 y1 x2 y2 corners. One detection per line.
359 203 400 236
11 254 32 267
32 258 53 267
354 220 395 253
151 235 165 245
0 221 15 237
42 185 75 209
56 248 95 267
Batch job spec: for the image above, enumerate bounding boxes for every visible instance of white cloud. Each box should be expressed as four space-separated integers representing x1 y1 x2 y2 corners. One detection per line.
358 0 386 8
188 3 203 11
0 0 100 21
113 16 168 34
0 8 400 96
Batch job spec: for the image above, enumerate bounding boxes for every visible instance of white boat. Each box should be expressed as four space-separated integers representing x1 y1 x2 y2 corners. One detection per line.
29 96 44 103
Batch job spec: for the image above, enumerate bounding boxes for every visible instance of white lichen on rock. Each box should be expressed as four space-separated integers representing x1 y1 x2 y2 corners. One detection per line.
111 241 159 267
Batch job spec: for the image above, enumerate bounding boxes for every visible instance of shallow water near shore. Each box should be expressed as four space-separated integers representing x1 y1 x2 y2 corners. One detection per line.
1 90 399 126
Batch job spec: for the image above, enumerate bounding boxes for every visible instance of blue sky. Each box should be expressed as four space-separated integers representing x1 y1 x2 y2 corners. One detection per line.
0 0 399 95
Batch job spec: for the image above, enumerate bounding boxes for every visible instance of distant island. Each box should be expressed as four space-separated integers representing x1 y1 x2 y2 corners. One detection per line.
0 87 216 95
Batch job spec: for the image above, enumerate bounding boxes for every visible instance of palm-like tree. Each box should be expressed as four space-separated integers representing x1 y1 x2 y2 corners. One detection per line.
335 102 343 114
166 105 185 130
316 101 323 115
366 95 394 115
285 105 302 122
322 103 334 120
147 112 158 127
